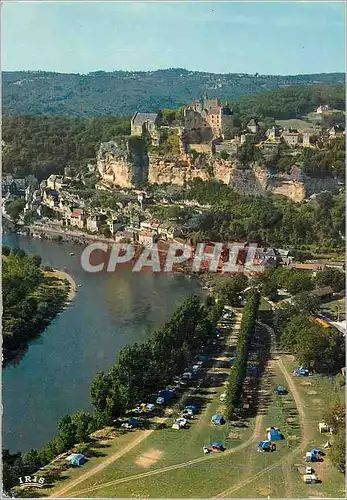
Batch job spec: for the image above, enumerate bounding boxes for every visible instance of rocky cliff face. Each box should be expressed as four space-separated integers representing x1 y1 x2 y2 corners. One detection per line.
97 144 341 202
97 138 148 188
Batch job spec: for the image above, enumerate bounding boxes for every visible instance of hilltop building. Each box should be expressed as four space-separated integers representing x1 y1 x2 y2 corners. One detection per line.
131 112 161 137
246 118 260 134
188 94 234 139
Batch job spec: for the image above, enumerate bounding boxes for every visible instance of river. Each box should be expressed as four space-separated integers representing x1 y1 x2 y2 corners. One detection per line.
2 234 202 453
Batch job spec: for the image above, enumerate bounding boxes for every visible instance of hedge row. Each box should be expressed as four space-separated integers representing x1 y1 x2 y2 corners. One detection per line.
225 289 260 419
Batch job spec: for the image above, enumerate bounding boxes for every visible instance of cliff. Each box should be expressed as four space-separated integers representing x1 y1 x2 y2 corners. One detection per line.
97 145 341 202
97 137 148 188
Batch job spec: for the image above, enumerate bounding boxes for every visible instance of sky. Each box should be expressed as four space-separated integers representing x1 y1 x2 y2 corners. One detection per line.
1 1 346 75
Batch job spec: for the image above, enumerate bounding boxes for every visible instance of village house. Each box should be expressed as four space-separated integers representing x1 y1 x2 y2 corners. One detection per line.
302 132 312 147
190 95 234 139
114 230 134 243
310 286 334 303
42 189 60 210
316 104 330 114
281 130 300 146
140 220 160 232
107 219 123 235
86 215 103 233
158 223 182 240
139 231 157 247
251 247 278 269
246 118 260 134
265 126 280 142
69 208 86 229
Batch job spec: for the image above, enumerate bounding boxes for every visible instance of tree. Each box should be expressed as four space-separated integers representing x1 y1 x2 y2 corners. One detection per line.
23 449 43 469
90 372 111 411
287 273 314 295
331 428 345 472
323 402 345 433
219 150 230 160
315 268 345 293
99 224 111 238
214 275 248 306
261 276 278 301
293 291 320 314
58 414 77 450
71 412 96 443
6 198 26 221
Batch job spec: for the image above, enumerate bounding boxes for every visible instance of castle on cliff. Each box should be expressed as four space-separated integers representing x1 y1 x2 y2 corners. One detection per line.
188 94 234 139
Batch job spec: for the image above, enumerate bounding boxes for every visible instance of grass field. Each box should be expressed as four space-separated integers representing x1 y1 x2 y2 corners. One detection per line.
321 297 345 320
275 119 317 131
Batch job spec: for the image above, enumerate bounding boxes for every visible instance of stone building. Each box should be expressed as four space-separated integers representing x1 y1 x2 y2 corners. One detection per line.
189 95 234 139
246 118 260 134
131 112 160 137
69 208 86 229
281 131 300 146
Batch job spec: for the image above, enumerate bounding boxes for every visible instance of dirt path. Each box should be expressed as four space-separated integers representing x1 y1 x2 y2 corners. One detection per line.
215 322 308 498
50 430 153 498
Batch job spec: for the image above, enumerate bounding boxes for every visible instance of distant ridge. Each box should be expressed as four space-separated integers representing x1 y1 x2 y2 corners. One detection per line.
2 68 344 117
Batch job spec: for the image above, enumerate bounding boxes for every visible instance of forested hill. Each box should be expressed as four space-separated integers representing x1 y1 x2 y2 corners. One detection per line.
2 68 344 117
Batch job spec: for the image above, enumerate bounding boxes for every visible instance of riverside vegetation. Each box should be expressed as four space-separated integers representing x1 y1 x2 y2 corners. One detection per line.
2 246 70 363
2 294 222 492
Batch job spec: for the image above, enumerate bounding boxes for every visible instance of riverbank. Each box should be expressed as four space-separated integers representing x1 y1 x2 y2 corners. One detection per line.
44 268 77 302
3 257 77 367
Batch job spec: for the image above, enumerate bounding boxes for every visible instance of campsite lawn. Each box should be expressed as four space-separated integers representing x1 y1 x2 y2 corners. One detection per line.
74 372 296 498
276 356 345 499
64 369 256 495
45 429 147 496
74 357 345 498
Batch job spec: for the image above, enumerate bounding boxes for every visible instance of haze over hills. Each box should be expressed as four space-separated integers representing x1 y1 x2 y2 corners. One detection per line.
2 68 345 117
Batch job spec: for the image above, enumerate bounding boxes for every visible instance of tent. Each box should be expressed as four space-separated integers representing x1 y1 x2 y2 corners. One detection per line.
293 367 309 377
304 474 317 484
211 414 225 426
267 428 284 441
275 385 288 395
305 451 318 462
66 453 86 467
172 417 187 430
156 389 175 405
211 442 224 451
128 417 137 427
184 405 197 414
258 440 271 451
311 447 324 456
